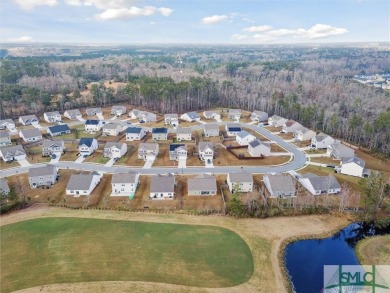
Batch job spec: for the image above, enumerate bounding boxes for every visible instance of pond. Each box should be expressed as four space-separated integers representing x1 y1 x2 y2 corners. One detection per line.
284 222 390 293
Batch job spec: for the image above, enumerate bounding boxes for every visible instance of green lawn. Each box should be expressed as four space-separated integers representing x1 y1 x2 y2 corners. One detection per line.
0 218 254 292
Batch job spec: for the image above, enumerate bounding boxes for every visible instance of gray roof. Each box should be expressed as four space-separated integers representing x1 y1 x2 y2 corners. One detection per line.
104 142 126 149
185 112 200 119
42 140 64 149
45 111 61 117
204 110 219 116
66 109 81 115
199 141 213 152
236 130 253 139
303 174 341 191
164 114 178 119
139 143 158 151
297 127 314 134
0 145 25 157
249 139 270 149
66 173 99 190
103 123 121 130
112 105 126 111
20 115 38 122
252 110 267 116
270 115 284 121
229 109 241 114
204 124 219 131
0 178 10 193
20 128 41 139
0 131 10 138
150 175 175 193
176 127 192 134
0 119 14 126
341 156 365 168
314 132 331 142
264 174 295 194
28 164 57 177
331 142 354 153
188 174 217 192
112 172 138 184
229 172 253 183
86 107 102 114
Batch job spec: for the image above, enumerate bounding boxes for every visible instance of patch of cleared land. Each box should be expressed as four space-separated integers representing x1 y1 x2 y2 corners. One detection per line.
0 206 350 293
356 235 390 265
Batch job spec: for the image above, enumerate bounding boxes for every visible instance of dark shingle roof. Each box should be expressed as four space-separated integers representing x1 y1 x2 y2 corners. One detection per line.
85 120 100 125
126 127 142 134
152 127 168 134
48 124 70 134
79 138 95 147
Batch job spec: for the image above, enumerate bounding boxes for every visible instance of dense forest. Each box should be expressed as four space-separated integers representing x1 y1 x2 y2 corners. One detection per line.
0 45 389 155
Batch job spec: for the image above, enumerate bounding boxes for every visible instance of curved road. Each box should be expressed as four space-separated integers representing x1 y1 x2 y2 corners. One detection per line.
0 122 307 177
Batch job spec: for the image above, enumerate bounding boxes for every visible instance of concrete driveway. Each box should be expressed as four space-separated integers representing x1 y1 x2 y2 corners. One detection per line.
178 158 187 168
32 123 43 129
16 158 31 167
143 155 156 169
49 152 62 164
105 157 116 167
97 113 105 120
75 156 86 163
205 159 214 168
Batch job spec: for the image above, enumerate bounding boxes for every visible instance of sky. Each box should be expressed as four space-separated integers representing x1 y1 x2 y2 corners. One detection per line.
0 0 389 44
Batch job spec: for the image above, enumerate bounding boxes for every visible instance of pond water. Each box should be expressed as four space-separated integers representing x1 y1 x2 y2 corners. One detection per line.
284 222 390 293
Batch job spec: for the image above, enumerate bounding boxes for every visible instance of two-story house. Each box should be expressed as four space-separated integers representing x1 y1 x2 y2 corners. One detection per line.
176 127 192 141
203 111 221 120
86 107 103 117
103 142 127 159
164 114 179 126
282 120 303 133
227 172 253 193
42 140 64 156
43 111 62 123
78 138 98 156
138 143 159 160
327 141 355 160
198 142 214 162
0 119 16 131
126 127 146 141
294 127 316 141
268 115 288 127
149 174 175 200
236 130 256 146
228 109 241 120
28 164 58 188
85 120 103 132
250 111 268 122
64 109 82 120
0 131 11 147
103 123 122 136
152 127 168 140
111 172 139 198
311 133 335 149
111 105 127 116
0 178 10 196
169 144 187 161
187 174 217 196
225 124 242 136
337 156 367 177
204 124 219 137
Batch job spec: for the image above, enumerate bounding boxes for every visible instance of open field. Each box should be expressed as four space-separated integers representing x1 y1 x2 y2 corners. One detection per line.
309 156 340 165
0 206 350 293
354 149 390 173
0 217 253 293
356 235 390 265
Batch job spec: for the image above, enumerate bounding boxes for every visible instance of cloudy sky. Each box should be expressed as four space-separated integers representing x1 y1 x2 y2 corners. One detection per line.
1 0 389 44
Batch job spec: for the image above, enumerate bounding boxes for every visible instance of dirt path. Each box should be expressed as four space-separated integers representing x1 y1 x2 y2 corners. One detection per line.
1 205 350 293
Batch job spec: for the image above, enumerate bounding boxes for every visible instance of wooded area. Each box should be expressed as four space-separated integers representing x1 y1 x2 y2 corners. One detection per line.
0 45 389 155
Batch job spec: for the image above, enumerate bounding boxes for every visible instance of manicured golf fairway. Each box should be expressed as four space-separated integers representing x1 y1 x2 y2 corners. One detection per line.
0 217 253 292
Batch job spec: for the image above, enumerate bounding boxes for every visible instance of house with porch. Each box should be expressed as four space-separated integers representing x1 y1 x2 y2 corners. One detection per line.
180 112 200 122
44 111 62 123
187 174 217 196
42 140 64 156
19 115 39 126
169 144 187 161
85 120 103 132
198 142 214 162
78 138 98 156
138 143 159 160
268 115 288 127
103 142 127 159
164 114 179 126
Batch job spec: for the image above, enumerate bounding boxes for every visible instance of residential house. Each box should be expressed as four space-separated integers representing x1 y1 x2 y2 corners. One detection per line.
19 115 39 126
19 128 42 143
282 120 302 133
180 112 200 122
43 111 62 123
228 109 241 120
149 174 175 200
86 107 103 116
103 142 127 159
42 140 64 156
0 119 16 131
66 172 101 196
85 120 103 132
203 111 221 120
138 143 159 160
164 114 179 126
268 115 288 127
250 111 268 122
337 156 367 177
176 127 192 141
0 131 11 146
327 141 355 160
47 124 71 137
198 142 214 162
129 109 157 122
187 174 217 196
111 172 139 198
126 127 146 141
28 164 58 188
78 138 98 156
111 105 127 116
64 109 82 120
311 133 335 149
0 145 26 162
225 124 242 136
248 139 271 157
204 124 219 137
0 178 10 196
103 123 122 136
129 109 142 119
263 174 296 198
294 127 316 141
227 172 253 193
236 130 256 146
169 144 187 161
152 127 168 140
298 173 341 195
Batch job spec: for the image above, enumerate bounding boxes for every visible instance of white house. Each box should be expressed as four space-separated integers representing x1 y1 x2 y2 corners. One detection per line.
47 124 71 137
0 119 16 131
44 111 62 123
294 127 316 141
311 133 335 149
0 131 11 147
86 107 103 116
152 127 168 140
19 115 39 126
248 139 271 157
0 178 10 196
0 145 26 162
187 174 217 196
66 172 101 196
204 124 219 137
19 128 42 143
126 127 146 141
268 115 288 127
198 142 214 162
111 172 139 198
164 114 179 126
337 156 367 177
111 105 127 116
236 130 256 146
228 109 241 120
78 138 98 156
149 174 175 200
327 141 355 160
227 172 253 193
85 120 103 132
250 111 268 122
180 112 200 122
138 143 159 160
42 140 64 156
28 164 58 188
263 174 296 198
102 123 122 136
169 144 187 161
225 124 242 136
64 109 82 120
298 173 341 195
129 109 156 122
103 142 127 159
282 120 302 133
176 127 192 141
203 111 221 120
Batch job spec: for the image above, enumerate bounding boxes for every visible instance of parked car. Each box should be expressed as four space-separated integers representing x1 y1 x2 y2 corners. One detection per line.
326 164 336 168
